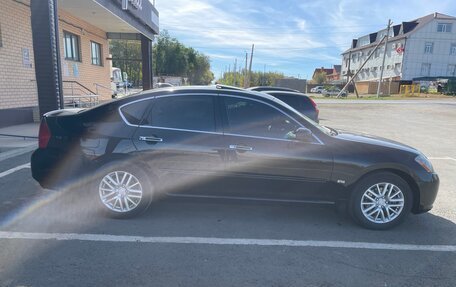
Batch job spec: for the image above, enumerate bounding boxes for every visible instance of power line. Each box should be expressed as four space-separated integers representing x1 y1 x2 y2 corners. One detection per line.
160 22 384 31
164 27 377 35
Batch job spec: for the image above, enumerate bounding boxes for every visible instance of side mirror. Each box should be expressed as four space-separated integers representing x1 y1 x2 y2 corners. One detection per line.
295 127 313 141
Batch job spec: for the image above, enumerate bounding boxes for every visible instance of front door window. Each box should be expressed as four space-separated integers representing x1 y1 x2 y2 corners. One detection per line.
223 97 299 139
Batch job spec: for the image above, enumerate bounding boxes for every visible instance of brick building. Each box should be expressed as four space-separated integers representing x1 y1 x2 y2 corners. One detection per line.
0 0 159 127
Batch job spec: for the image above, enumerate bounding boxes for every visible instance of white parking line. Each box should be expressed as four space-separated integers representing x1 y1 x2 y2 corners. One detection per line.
0 231 455 252
429 157 456 162
0 163 30 178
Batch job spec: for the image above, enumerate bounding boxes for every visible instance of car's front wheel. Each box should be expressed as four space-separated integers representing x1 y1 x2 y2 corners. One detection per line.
95 163 153 218
349 172 412 230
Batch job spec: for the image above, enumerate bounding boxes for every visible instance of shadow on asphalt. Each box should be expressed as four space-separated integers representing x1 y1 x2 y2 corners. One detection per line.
2 183 455 246
0 182 456 286
1 185 456 287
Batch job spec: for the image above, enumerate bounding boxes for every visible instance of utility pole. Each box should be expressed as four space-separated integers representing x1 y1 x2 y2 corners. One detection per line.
263 64 266 85
377 19 392 98
347 50 351 88
244 52 248 88
233 58 237 86
246 44 254 87
338 34 387 98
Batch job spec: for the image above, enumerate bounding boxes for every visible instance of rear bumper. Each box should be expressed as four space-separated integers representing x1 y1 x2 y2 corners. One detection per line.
31 148 58 188
31 148 87 189
414 172 439 214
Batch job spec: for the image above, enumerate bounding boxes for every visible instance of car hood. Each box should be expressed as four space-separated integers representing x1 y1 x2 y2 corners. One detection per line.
334 130 419 154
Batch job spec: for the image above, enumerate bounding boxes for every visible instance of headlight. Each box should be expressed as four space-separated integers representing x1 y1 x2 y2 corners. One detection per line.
415 154 434 173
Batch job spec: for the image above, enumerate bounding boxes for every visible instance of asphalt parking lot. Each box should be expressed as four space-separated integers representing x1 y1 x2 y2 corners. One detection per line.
0 100 455 287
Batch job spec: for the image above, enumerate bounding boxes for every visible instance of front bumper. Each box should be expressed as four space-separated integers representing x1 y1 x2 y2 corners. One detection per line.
414 172 439 213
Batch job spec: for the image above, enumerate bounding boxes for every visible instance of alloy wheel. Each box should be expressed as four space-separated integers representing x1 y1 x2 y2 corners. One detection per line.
360 182 405 224
99 171 143 213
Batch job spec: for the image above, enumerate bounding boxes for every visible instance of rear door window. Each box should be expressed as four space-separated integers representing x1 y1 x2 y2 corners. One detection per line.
120 101 150 125
147 95 216 132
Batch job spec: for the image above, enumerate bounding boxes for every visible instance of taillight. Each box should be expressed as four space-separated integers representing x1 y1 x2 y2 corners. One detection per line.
309 97 319 116
38 120 51 149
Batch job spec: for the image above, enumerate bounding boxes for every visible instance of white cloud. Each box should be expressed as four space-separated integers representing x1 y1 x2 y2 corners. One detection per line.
154 0 456 78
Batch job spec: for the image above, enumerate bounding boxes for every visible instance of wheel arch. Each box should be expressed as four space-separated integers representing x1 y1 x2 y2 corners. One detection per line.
348 168 420 213
89 153 159 186
93 153 150 172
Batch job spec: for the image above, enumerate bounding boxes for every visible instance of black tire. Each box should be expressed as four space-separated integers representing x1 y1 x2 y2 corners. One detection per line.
349 172 412 230
93 162 153 219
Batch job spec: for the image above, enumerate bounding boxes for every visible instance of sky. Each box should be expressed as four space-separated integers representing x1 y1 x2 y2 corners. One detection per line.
154 0 456 80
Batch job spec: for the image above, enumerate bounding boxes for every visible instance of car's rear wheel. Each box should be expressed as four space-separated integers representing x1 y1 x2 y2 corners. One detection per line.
349 172 412 230
95 163 153 218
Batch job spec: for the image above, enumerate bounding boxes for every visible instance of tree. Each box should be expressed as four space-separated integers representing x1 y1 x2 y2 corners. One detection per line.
110 30 214 87
109 40 142 87
218 70 284 87
153 30 214 85
312 71 327 84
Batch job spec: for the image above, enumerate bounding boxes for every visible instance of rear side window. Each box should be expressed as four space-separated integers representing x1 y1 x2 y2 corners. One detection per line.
148 95 216 132
274 94 312 113
120 101 150 125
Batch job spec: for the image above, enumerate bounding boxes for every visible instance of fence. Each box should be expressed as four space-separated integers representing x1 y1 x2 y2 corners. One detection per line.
399 84 421 97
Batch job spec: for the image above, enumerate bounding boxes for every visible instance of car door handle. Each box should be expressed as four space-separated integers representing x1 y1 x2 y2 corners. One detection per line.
229 144 253 151
139 136 163 143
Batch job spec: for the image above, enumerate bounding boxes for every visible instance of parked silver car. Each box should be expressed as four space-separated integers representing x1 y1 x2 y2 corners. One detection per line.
310 86 325 93
323 87 347 97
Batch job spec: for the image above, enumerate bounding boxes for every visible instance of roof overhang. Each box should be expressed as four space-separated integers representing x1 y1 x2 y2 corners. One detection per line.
58 0 159 40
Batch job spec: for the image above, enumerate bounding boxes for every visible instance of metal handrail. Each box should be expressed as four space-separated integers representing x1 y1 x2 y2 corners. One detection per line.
64 95 99 108
62 80 97 95
94 82 116 95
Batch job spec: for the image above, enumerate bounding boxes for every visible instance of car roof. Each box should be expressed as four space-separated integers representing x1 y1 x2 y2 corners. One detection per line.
261 90 310 97
248 86 300 92
115 85 285 106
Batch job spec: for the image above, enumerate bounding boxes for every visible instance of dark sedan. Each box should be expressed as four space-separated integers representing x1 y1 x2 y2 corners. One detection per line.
248 86 299 92
261 90 319 123
31 86 439 229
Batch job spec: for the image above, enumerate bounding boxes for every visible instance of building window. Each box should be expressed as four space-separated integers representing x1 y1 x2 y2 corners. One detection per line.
421 63 431 76
91 41 102 66
395 63 401 70
424 42 434 54
437 23 452 32
63 31 80 61
358 37 369 47
451 44 456 55
0 23 2 47
447 65 456 77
